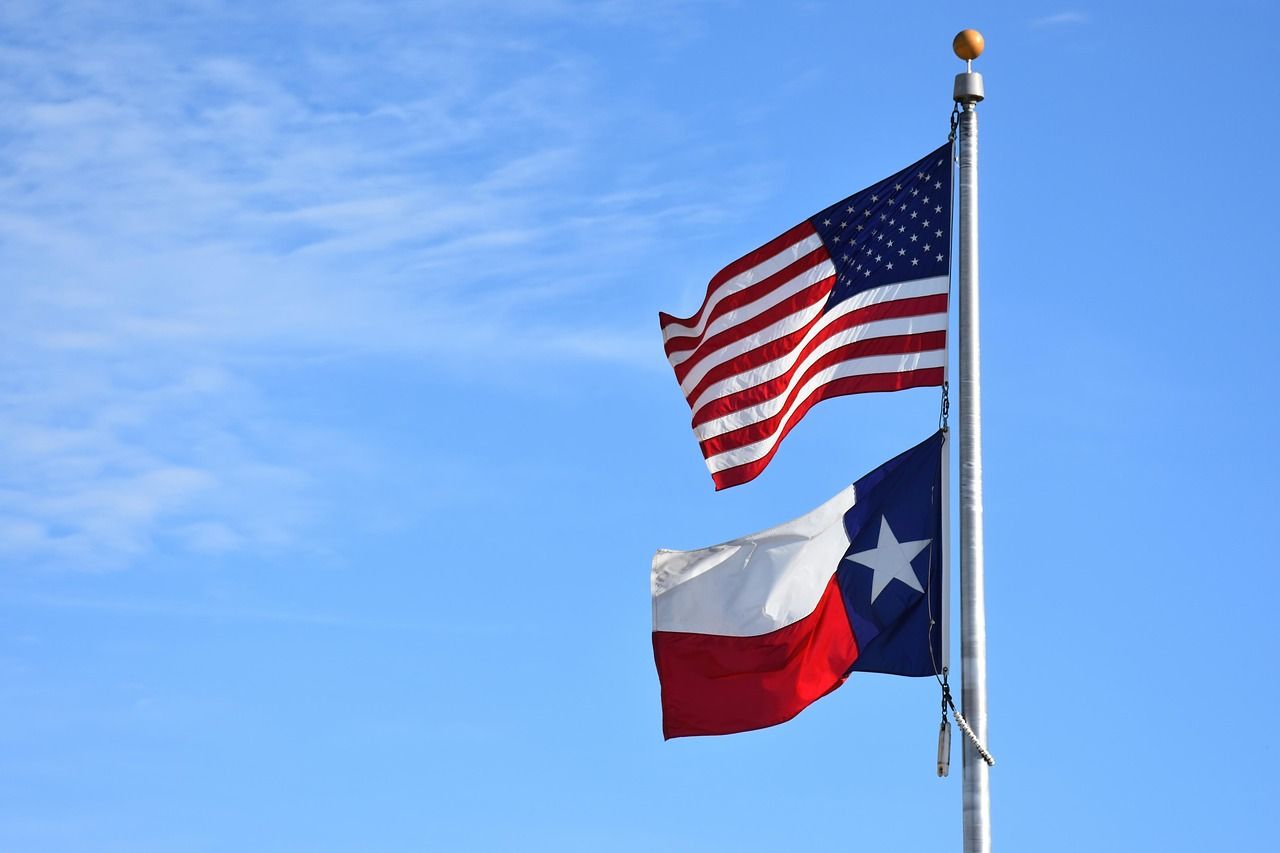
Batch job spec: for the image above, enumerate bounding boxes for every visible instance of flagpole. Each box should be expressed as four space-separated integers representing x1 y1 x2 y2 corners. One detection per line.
952 29 991 853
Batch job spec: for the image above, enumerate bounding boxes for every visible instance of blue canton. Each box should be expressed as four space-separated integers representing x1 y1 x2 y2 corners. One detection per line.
835 430 946 678
809 143 953 312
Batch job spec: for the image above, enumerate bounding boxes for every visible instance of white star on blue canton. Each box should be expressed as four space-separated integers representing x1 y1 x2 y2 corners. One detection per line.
845 516 931 603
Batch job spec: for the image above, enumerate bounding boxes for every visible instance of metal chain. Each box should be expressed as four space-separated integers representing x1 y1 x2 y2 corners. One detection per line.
942 103 958 435
937 669 953 777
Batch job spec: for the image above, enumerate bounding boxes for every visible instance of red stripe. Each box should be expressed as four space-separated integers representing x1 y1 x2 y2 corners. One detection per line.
658 222 817 330
683 293 949 409
652 574 858 739
670 275 835 385
662 246 831 359
708 368 944 490
696 332 947 443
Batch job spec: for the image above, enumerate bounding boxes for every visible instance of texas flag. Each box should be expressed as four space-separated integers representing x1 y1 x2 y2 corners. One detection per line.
651 431 948 739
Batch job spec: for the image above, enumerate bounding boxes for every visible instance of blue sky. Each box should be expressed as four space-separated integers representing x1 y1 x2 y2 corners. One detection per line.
1 1 1276 850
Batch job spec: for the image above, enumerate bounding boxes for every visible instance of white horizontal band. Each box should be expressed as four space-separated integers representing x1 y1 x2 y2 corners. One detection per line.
652 484 855 636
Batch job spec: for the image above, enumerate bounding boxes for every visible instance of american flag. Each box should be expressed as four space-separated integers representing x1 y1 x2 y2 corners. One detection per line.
660 143 952 489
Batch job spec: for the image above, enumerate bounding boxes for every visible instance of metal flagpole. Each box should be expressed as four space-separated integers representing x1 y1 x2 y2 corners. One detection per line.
952 29 991 853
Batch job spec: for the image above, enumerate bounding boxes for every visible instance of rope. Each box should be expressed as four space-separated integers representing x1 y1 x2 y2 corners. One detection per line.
950 706 995 766
947 697 996 767
939 678 996 767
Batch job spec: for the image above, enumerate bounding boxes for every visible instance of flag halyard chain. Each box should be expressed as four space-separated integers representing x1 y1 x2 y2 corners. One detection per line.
939 381 950 432
937 668 953 777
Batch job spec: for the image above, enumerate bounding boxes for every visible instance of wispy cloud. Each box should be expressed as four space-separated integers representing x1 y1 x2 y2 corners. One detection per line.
0 2 739 567
0 361 325 568
1032 11 1089 27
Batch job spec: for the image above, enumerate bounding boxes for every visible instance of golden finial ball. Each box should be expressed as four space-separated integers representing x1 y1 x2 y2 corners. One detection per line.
952 29 985 61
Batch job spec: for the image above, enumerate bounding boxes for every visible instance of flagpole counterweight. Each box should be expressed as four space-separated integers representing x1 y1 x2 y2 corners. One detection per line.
952 27 991 853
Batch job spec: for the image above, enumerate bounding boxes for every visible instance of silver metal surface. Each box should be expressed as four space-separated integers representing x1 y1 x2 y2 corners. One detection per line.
953 71 985 103
956 97 990 852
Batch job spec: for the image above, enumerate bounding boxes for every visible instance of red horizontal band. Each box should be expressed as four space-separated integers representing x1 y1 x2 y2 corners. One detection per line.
653 575 858 739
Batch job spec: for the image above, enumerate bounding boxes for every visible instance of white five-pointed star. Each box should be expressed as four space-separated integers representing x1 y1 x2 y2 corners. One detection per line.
845 516 931 603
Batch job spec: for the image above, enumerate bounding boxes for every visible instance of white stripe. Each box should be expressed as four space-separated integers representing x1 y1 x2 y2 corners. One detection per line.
652 484 855 636
661 233 825 345
666 258 835 370
702 349 947 473
688 311 948 415
677 275 950 395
